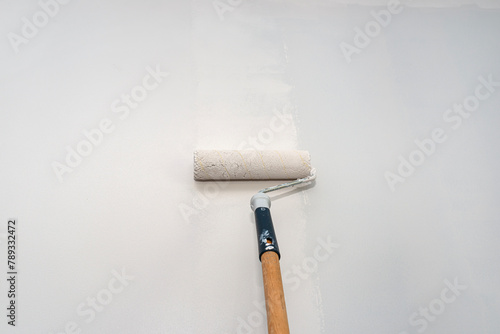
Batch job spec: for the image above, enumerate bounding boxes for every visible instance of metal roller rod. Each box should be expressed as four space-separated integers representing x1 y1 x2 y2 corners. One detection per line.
258 168 317 194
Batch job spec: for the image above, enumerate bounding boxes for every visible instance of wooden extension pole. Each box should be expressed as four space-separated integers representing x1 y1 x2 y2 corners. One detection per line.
261 251 290 334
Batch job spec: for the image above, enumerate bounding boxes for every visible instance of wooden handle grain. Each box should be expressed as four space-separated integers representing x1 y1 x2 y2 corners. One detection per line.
261 251 290 334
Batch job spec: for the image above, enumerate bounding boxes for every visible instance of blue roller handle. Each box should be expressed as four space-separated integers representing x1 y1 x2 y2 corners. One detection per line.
254 207 281 261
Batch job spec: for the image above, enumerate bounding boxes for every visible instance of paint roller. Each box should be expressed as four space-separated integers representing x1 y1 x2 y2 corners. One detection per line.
194 150 316 334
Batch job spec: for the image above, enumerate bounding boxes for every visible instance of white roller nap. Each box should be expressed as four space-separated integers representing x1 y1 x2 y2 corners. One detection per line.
194 150 312 180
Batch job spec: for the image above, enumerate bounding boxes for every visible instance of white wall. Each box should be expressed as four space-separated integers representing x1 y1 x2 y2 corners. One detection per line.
1 1 499 333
